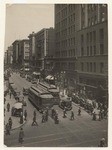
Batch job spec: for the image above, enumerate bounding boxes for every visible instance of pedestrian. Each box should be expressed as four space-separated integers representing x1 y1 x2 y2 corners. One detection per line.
51 109 55 118
78 107 81 116
20 112 23 124
101 110 104 120
18 128 24 144
98 111 101 121
92 112 96 121
42 113 45 123
33 109 36 118
4 108 6 116
10 92 12 99
8 117 12 129
32 116 38 126
71 110 74 120
4 98 6 104
24 110 27 121
54 114 59 124
7 103 10 112
63 108 66 118
45 109 48 121
5 123 10 135
98 138 106 147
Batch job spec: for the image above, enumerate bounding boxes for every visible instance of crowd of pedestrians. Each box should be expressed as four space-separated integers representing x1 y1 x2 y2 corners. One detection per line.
4 70 107 147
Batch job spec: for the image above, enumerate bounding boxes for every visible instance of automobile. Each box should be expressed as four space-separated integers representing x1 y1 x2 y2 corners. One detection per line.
18 95 27 106
59 95 72 111
31 79 37 84
79 98 86 107
14 91 21 100
23 87 29 95
11 102 23 117
72 94 80 104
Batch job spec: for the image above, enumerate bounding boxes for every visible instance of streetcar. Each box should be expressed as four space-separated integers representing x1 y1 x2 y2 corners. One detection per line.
28 85 54 113
38 82 60 104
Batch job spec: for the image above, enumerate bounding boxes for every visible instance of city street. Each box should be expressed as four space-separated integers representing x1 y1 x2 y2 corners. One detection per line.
4 73 108 147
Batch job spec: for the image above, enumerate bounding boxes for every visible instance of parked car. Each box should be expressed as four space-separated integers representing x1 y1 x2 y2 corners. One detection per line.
31 79 37 84
72 94 80 104
23 87 29 95
18 95 27 106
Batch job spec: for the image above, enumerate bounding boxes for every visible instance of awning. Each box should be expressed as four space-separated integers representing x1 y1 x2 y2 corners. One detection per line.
33 72 40 75
25 68 30 71
45 75 54 80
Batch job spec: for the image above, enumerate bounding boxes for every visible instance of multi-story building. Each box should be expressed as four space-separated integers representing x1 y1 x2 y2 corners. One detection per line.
4 51 7 65
12 40 20 66
77 4 108 97
54 4 108 97
29 28 55 75
28 32 36 71
7 46 13 65
54 4 81 88
19 39 30 70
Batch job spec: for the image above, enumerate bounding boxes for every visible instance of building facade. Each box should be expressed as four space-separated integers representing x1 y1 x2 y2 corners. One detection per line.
54 4 108 97
77 4 108 97
20 39 30 69
12 40 20 66
54 4 81 89
28 32 36 71
28 28 55 75
4 46 13 66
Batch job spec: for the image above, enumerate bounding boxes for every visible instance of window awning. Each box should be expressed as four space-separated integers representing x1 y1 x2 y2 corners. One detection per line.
25 68 30 71
33 72 40 75
45 75 54 80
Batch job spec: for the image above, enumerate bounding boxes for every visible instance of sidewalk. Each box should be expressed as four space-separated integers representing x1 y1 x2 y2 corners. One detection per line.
4 90 26 131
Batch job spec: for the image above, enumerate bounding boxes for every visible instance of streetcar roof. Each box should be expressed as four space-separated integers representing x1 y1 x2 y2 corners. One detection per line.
31 85 50 94
39 82 58 90
49 89 59 93
29 88 53 99
40 94 53 99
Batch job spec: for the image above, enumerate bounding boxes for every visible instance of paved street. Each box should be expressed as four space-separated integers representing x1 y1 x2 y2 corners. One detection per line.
4 73 108 147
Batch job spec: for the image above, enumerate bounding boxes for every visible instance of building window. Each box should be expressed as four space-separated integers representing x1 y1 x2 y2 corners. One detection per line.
93 31 96 42
87 62 89 72
81 62 84 71
100 62 104 73
100 44 104 55
94 15 97 24
90 62 92 72
73 37 75 45
90 32 92 42
81 34 84 43
87 46 89 56
90 46 92 56
81 47 84 56
99 28 104 40
94 62 96 72
87 33 89 42
91 17 94 25
93 45 96 55
88 18 90 26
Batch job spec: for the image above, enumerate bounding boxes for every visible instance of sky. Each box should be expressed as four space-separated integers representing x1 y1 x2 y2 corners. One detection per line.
5 4 54 51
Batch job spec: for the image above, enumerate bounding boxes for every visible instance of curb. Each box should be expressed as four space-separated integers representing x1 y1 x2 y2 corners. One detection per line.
11 120 27 131
4 120 27 133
